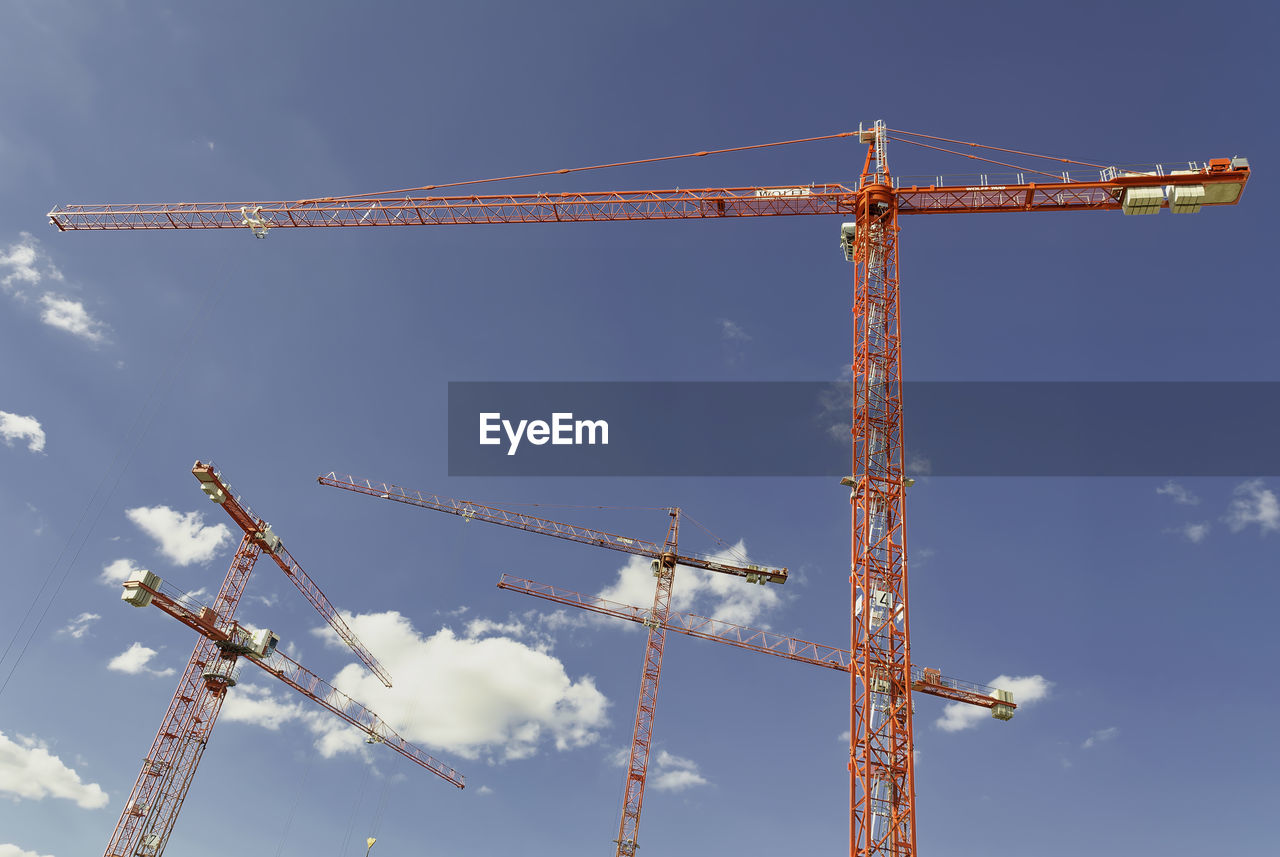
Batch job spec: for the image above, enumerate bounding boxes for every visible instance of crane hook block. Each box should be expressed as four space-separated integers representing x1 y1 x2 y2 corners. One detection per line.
240 206 270 238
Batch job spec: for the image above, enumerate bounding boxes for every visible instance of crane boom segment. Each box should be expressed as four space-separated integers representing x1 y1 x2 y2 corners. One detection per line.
194 462 393 687
134 581 465 788
318 473 787 584
496 574 1011 712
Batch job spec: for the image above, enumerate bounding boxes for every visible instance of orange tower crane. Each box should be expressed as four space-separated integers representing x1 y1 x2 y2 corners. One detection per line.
52 127 1251 857
497 570 1018 852
103 462 464 857
318 472 786 856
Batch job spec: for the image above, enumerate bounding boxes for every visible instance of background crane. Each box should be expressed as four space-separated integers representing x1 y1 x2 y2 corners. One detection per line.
319 471 788 856
495 574 1016 716
50 128 1251 857
120 572 464 783
101 462 464 857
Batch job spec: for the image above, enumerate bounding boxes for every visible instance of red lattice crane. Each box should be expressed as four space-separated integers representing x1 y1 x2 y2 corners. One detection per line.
318 472 786 856
494 570 1018 851
102 462 464 857
54 128 1251 857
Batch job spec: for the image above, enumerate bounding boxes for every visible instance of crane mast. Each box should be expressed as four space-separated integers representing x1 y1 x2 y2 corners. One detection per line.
849 121 916 857
103 533 260 857
614 509 678 857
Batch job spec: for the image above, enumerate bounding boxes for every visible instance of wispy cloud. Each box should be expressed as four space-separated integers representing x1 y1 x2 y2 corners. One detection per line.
719 319 751 343
107 642 175 677
39 295 107 343
719 318 752 365
936 674 1051 733
1156 480 1200 505
0 411 45 453
1224 480 1279 535
0 233 62 293
650 750 708 792
1082 726 1119 749
57 612 101 640
1178 522 1210 543
2 233 108 345
126 506 231 566
0 730 109 809
610 746 710 791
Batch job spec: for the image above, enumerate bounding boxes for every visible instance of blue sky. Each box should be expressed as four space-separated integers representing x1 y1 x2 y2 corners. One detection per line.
1 2 1277 856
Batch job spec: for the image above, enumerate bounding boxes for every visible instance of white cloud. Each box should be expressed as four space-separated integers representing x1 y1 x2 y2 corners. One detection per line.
58 612 101 640
1224 480 1279 534
0 731 108 809
595 543 782 627
650 750 708 792
465 617 529 640
100 558 144 586
126 506 231 566
1082 726 1119 749
240 611 608 764
476 785 493 795
837 730 850 743
935 674 1051 733
221 684 306 730
39 295 107 343
1156 480 1200 505
0 411 45 453
1180 522 1210 543
0 844 58 857
0 232 62 291
107 642 175 677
